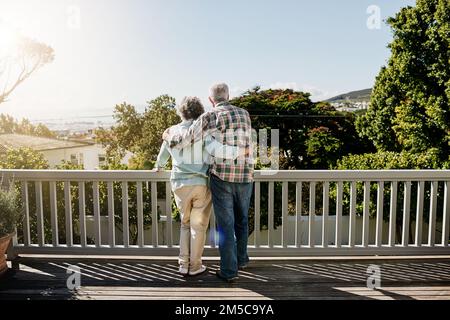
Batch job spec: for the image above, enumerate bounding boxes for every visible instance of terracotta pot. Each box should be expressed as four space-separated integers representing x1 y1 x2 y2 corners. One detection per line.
0 233 14 277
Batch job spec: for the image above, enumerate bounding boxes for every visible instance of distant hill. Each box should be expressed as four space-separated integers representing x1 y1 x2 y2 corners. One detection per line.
326 88 372 103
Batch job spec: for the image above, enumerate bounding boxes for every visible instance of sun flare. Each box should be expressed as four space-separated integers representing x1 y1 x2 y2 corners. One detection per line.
0 24 19 56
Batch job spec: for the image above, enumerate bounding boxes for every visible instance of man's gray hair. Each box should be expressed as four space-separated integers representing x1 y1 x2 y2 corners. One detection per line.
178 96 205 121
209 83 230 103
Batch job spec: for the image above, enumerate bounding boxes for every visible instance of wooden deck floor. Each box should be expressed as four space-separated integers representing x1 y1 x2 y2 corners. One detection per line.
1 256 450 300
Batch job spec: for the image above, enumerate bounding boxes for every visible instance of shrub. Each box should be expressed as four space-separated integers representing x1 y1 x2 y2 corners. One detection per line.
0 187 21 237
336 149 447 170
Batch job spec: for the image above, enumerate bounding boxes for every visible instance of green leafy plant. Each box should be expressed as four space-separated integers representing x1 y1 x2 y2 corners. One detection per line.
0 186 21 238
95 95 181 169
356 0 450 164
230 87 373 170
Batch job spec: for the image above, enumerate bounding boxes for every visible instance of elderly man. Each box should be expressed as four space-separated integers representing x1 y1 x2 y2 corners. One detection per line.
163 83 254 283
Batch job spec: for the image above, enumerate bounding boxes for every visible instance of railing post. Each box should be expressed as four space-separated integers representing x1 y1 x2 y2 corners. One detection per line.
295 182 302 248
136 182 144 248
349 181 356 247
165 181 173 247
389 181 398 247
78 182 87 247
376 181 384 247
35 181 44 247
442 181 450 247
335 181 343 248
429 181 438 246
268 182 274 248
21 181 30 247
92 181 101 247
64 181 73 247
121 181 129 247
282 182 288 248
415 181 424 246
322 182 329 248
151 182 158 247
49 181 59 246
402 181 411 247
107 181 115 247
309 182 316 247
362 181 370 247
254 181 261 248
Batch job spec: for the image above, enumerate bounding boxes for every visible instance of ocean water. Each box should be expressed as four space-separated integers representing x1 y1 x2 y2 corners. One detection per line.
30 114 116 133
28 105 149 133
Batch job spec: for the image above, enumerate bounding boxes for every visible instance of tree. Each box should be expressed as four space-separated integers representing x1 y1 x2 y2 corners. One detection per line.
230 87 372 169
356 0 450 163
0 114 56 138
306 127 343 169
139 95 180 166
0 147 49 169
229 88 374 233
0 36 54 105
95 102 142 162
96 95 180 169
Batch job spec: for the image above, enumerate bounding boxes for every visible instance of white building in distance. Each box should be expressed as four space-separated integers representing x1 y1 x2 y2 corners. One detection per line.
0 133 131 169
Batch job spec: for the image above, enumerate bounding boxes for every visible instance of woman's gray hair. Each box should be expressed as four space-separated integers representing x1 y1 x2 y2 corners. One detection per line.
178 96 205 120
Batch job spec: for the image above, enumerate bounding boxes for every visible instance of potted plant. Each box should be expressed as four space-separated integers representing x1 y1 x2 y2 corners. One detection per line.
0 185 21 277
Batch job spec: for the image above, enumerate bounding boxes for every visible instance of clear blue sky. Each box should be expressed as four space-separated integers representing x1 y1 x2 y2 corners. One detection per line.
0 0 415 120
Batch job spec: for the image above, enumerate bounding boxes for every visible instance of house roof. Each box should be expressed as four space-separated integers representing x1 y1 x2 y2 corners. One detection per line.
0 133 94 153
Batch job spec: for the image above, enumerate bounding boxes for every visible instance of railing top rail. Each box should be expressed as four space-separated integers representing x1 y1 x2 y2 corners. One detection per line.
255 170 450 181
0 169 449 181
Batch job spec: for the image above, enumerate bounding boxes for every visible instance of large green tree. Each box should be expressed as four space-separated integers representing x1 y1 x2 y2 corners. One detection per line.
356 0 449 163
231 87 372 169
231 87 374 232
96 95 180 169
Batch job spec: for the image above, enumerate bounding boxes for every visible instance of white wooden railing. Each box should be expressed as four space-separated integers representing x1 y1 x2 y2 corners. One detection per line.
3 169 450 257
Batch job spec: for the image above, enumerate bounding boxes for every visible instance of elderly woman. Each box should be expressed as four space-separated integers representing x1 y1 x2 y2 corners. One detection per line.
155 97 241 276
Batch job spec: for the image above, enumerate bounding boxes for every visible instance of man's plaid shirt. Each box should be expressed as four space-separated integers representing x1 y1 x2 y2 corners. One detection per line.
167 102 254 183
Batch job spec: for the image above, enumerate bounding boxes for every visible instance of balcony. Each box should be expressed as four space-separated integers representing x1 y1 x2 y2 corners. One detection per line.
1 169 450 300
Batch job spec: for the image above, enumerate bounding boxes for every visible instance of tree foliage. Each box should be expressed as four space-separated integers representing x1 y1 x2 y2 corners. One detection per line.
96 95 180 169
0 147 49 169
306 127 343 168
0 36 54 105
336 149 448 170
230 87 373 169
0 114 56 138
0 185 20 237
356 0 450 164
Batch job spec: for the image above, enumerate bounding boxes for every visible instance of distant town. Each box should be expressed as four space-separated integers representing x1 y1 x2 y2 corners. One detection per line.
326 88 371 113
27 88 373 140
30 115 115 139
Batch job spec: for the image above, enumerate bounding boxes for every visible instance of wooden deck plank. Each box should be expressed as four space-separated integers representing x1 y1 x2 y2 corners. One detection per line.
1 257 450 300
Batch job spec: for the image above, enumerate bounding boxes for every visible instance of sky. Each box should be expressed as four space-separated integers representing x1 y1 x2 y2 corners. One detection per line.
0 0 416 120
